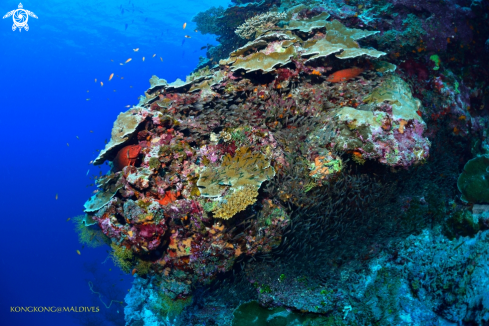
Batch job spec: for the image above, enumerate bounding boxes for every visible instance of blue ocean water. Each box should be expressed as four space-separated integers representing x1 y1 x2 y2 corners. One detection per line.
0 1 230 325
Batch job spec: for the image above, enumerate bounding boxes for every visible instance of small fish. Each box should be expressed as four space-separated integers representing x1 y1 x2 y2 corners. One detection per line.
133 48 139 52
120 63 123 65
95 78 97 82
152 54 156 58
67 143 69 147
86 98 90 101
132 269 137 275
185 35 191 38
109 73 114 81
86 170 90 175
125 58 132 64
128 230 133 237
183 22 187 29
66 218 70 221
200 46 207 50
101 82 103 86
87 90 89 92
76 250 81 255
109 269 112 271
90 130 93 133
125 105 131 108
104 139 108 144
76 136 79 139
160 57 163 62
194 29 198 33
142 57 145 62
93 190 99 194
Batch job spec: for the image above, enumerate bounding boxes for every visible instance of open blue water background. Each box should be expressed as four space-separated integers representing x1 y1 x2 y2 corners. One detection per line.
0 1 230 325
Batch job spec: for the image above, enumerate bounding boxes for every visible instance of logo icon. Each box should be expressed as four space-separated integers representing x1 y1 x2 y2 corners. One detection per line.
3 3 37 32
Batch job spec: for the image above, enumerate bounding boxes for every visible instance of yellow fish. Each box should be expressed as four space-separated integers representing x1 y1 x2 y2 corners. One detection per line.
109 73 114 81
133 48 139 52
142 57 145 62
128 230 133 237
77 250 81 255
125 58 132 64
66 218 70 221
56 193 58 200
183 22 187 29
152 54 156 58
101 82 103 86
160 57 163 62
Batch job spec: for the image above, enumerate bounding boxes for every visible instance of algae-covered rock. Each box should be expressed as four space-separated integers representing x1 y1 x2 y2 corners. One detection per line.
458 155 489 204
443 209 480 240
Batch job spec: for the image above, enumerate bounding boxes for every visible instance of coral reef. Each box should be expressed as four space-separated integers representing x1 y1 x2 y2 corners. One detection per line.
77 0 489 324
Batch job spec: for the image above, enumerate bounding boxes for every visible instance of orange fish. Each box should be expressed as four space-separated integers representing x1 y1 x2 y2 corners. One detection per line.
458 115 466 120
109 73 114 81
183 22 187 30
132 269 137 276
326 67 364 83
416 110 422 117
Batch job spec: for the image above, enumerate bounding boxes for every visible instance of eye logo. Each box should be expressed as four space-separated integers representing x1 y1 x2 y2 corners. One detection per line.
3 3 37 32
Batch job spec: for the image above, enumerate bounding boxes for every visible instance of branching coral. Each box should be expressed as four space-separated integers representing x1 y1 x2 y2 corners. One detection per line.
235 11 287 39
